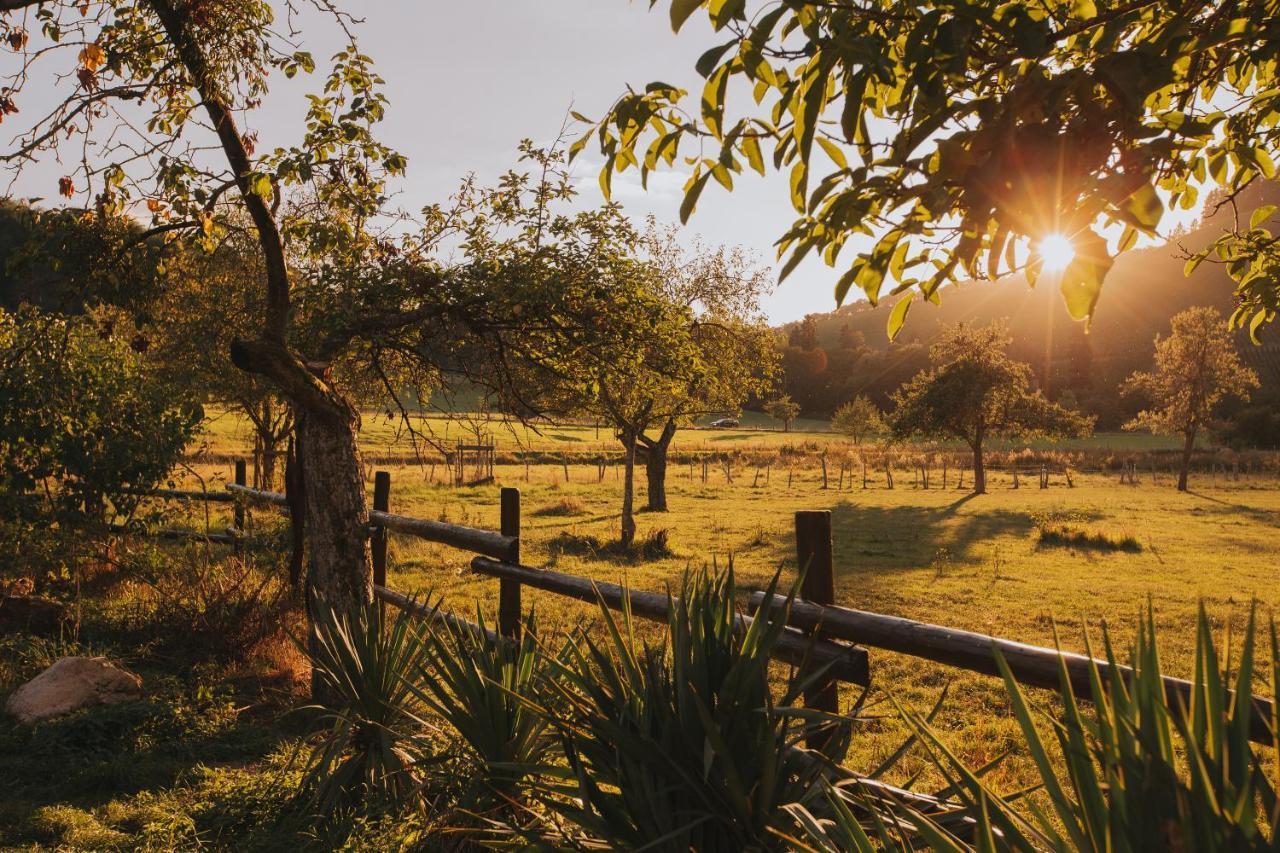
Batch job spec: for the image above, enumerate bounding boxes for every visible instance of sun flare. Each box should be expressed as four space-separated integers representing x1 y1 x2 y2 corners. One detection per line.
1038 234 1076 272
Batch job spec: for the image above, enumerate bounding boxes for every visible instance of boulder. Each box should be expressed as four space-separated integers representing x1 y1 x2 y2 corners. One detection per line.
0 595 68 635
4 657 142 725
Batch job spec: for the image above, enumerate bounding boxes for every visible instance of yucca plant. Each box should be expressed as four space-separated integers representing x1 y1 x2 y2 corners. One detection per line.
299 597 436 814
405 610 554 809
530 565 851 851
870 604 1280 852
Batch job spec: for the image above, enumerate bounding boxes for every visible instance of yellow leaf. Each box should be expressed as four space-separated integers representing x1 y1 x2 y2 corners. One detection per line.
79 43 105 72
887 293 914 340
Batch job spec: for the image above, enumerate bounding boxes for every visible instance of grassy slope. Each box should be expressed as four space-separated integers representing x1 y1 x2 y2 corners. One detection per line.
180 438 1276 795
194 408 1183 458
5 418 1266 846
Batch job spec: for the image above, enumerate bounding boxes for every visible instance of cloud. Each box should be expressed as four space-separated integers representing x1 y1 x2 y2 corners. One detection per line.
570 158 688 204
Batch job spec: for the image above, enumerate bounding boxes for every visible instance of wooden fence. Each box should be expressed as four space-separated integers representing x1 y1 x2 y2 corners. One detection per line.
131 461 1276 746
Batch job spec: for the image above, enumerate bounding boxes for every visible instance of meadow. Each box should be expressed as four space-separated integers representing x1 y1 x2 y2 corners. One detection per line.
189 414 1279 791
4 412 1277 848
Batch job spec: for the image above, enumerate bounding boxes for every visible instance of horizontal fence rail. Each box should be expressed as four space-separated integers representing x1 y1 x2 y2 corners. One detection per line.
225 483 290 508
122 487 237 503
370 511 516 562
749 591 1276 746
373 585 500 644
469 556 871 687
124 459 1277 748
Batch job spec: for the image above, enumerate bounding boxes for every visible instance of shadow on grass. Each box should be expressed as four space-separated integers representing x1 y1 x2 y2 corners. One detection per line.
0 686 302 843
1185 491 1280 523
765 495 1035 577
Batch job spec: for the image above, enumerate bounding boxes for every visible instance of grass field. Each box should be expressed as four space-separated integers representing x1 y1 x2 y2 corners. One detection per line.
179 436 1280 794
4 413 1276 847
194 407 1186 458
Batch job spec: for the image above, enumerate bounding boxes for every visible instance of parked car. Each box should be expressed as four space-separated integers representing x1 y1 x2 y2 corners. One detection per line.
709 417 740 428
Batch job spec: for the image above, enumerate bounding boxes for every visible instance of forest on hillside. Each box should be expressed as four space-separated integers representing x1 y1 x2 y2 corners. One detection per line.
774 182 1280 442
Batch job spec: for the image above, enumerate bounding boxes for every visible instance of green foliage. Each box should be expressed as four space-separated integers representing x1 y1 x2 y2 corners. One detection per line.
766 394 802 430
1031 510 1141 553
299 599 435 813
583 1 1280 335
531 567 845 851
406 611 553 806
890 322 1093 490
831 395 884 445
1125 306 1260 440
895 606 1280 851
0 305 200 576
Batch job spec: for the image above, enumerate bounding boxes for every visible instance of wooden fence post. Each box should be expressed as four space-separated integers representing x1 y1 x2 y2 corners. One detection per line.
233 459 246 557
499 487 522 640
795 510 838 752
372 470 391 588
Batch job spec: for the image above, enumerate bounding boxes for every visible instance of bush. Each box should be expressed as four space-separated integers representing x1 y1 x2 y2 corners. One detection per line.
299 599 435 813
529 567 845 850
0 306 200 583
407 610 555 814
532 496 588 516
1032 510 1141 553
874 606 1280 850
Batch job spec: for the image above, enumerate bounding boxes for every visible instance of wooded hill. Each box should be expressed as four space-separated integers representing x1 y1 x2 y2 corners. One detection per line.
777 182 1280 439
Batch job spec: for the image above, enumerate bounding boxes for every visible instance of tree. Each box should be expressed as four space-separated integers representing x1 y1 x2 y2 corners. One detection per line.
832 396 883 447
149 234 293 490
1124 306 1259 491
890 323 1092 493
580 2 1280 339
0 6 579 705
0 305 200 579
0 2 409 651
631 224 777 513
766 396 801 432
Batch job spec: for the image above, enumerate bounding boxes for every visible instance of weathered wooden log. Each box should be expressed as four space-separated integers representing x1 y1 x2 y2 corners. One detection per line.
121 487 236 503
109 523 239 545
373 585 502 644
749 592 1275 745
225 483 290 508
470 557 869 685
371 510 517 561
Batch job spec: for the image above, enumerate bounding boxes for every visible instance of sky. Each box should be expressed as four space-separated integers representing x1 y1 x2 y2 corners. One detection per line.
342 1 827 323
3 1 1204 324
0 1 839 323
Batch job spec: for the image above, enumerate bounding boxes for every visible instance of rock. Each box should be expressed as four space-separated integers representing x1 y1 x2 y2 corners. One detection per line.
4 657 142 725
0 595 68 635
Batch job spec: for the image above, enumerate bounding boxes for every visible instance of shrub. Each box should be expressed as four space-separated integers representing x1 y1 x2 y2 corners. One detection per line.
883 606 1280 850
530 567 846 850
532 495 588 516
406 611 555 811
0 306 200 583
299 599 435 813
1032 510 1140 553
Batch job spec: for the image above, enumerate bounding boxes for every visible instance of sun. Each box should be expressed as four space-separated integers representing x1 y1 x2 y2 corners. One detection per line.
1038 234 1076 272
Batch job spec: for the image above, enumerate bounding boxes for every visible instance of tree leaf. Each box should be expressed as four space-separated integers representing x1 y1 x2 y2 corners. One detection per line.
1122 183 1163 232
670 0 703 32
1250 204 1276 229
1059 230 1113 322
887 293 914 340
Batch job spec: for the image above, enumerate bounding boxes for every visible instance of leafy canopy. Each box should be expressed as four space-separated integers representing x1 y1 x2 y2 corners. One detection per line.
890 322 1093 446
0 305 200 570
580 1 1280 339
1124 305 1259 437
832 395 884 445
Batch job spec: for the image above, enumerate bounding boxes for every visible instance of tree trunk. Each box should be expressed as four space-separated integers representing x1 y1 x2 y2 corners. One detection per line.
620 431 638 546
1178 427 1196 491
641 421 676 512
972 442 986 494
296 406 373 705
